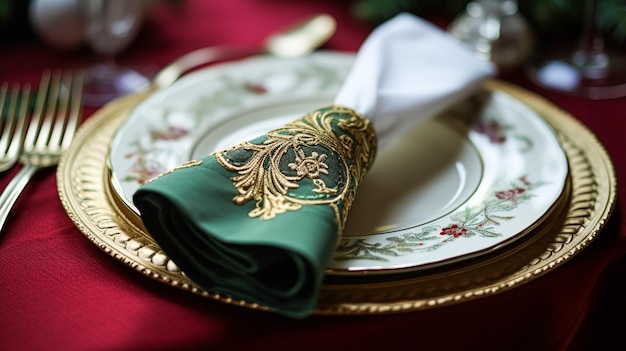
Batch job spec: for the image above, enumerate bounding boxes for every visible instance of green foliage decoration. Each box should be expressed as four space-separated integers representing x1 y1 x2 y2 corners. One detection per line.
351 0 626 47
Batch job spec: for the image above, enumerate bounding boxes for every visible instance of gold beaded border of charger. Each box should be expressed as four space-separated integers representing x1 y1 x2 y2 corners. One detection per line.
57 79 616 315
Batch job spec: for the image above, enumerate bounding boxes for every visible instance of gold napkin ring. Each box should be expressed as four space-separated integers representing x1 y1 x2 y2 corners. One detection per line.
215 105 377 232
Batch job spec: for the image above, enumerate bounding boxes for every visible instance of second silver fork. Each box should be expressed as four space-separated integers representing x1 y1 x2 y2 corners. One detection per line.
0 83 30 172
0 70 83 235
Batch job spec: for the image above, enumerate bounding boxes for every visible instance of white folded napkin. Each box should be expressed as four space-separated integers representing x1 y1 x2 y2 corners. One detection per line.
335 13 496 146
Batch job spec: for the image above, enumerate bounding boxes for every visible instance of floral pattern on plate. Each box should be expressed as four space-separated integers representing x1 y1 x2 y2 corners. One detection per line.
335 175 542 261
115 57 345 186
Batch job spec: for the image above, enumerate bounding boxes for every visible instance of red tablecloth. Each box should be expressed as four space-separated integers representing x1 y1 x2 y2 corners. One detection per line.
1 1 625 350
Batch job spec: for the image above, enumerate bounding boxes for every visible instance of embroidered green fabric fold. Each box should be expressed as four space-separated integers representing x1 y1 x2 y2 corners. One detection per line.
133 105 376 318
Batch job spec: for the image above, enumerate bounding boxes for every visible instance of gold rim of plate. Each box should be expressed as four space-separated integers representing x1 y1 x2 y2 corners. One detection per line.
57 79 617 315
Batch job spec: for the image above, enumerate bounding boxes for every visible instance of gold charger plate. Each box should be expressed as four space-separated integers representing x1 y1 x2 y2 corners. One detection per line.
57 79 616 315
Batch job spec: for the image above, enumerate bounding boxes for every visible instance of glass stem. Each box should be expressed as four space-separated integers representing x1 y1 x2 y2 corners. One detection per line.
572 0 609 79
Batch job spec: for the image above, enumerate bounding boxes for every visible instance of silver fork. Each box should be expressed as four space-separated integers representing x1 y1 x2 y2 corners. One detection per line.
0 70 83 234
0 82 30 172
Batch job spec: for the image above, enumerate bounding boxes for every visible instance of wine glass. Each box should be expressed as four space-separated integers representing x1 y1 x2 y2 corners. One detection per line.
525 0 626 100
448 0 533 72
81 0 150 107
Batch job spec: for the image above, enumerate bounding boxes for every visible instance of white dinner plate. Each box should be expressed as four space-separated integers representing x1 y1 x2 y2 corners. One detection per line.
109 52 569 275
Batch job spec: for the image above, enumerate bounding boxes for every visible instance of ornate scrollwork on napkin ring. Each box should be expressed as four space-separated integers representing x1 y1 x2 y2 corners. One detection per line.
214 105 377 232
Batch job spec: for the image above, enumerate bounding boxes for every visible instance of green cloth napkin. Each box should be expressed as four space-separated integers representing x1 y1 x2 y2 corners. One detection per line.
134 105 376 318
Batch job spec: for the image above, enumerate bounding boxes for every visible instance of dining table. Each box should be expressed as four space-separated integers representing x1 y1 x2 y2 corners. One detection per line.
0 1 625 350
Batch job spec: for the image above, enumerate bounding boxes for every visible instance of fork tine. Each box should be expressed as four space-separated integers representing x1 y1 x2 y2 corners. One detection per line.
47 71 70 152
6 84 30 161
0 83 19 153
61 72 83 150
23 70 52 154
36 70 83 155
0 82 8 121
0 83 12 155
34 70 62 151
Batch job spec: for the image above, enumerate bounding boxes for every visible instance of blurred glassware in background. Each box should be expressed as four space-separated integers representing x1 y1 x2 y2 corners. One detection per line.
525 0 626 100
81 0 150 107
448 0 533 72
29 0 85 50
